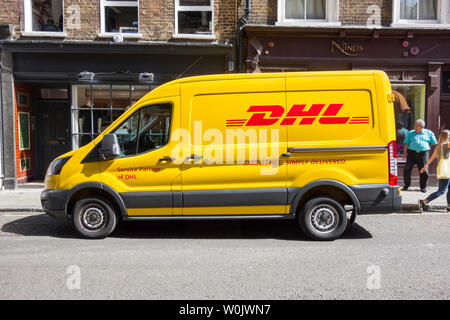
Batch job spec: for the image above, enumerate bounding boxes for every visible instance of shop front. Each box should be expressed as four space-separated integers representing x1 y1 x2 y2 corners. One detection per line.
244 26 450 184
0 41 231 188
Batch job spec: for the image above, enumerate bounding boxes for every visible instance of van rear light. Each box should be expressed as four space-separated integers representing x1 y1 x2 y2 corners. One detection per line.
388 141 398 186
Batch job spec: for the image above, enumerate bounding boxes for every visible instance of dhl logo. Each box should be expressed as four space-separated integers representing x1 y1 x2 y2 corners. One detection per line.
226 104 369 127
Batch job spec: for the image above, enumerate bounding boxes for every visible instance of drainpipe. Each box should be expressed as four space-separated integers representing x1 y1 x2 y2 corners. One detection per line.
236 0 251 72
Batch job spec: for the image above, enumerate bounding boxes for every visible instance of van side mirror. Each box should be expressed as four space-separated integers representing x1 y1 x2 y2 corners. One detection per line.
99 134 120 160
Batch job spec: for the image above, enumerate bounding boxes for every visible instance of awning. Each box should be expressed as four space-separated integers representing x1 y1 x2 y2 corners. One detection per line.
392 90 411 113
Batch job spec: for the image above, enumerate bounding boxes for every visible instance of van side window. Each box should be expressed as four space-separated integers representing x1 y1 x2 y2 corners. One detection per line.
112 103 172 157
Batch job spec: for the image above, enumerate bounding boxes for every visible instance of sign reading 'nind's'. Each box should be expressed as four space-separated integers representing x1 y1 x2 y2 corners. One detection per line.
331 40 364 56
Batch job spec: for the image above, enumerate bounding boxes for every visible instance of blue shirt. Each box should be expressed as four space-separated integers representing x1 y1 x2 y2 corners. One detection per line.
403 129 437 152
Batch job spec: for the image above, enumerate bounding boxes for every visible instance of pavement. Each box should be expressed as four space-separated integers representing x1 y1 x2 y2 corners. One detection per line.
0 184 448 213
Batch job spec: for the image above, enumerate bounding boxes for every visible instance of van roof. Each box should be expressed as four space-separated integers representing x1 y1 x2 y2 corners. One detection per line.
178 70 384 84
144 70 387 100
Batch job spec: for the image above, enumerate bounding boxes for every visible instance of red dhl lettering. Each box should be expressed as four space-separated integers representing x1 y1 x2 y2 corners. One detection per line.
225 104 369 127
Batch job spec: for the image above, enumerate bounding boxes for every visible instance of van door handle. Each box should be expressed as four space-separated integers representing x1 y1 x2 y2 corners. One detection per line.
186 155 203 161
158 157 175 163
281 153 292 158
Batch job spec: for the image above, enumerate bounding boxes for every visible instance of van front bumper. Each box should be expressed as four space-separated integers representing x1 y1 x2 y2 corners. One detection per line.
40 189 69 220
350 184 402 214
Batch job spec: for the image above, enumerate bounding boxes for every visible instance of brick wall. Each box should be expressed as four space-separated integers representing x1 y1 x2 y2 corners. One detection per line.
0 0 23 37
216 0 237 40
236 0 393 27
0 1 398 40
0 0 21 25
0 1 396 41
0 0 238 41
139 0 174 41
244 0 277 25
64 0 100 40
340 0 392 26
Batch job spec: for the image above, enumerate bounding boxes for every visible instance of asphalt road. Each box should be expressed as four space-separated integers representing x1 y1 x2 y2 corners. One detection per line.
0 211 448 300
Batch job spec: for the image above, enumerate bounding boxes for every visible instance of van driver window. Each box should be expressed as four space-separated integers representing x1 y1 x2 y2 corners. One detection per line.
112 104 172 157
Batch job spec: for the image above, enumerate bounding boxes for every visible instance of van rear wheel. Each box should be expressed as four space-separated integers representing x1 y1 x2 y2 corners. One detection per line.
72 197 118 239
298 197 347 241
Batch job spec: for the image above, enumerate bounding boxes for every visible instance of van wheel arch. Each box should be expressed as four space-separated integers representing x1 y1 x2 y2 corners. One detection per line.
291 180 361 217
65 183 126 218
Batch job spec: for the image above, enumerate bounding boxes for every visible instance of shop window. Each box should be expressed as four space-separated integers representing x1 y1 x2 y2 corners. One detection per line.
101 0 139 33
112 104 172 157
276 0 340 26
24 0 64 32
71 84 150 149
391 84 426 159
393 0 450 25
175 0 213 35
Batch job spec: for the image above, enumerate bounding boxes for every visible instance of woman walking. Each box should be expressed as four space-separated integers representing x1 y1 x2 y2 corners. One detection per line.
418 130 450 212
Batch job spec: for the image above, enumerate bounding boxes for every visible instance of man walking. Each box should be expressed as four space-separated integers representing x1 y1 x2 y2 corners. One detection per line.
403 119 437 192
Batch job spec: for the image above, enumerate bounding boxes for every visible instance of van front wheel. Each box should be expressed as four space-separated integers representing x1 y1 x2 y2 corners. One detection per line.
298 197 347 241
72 197 118 239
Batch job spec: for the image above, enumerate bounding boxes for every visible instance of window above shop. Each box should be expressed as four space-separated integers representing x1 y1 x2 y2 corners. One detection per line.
22 0 66 37
392 0 450 28
173 0 215 40
276 0 340 27
99 0 142 38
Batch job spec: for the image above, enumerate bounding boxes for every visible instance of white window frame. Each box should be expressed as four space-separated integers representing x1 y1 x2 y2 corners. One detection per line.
22 0 67 37
99 0 142 38
173 0 215 40
276 0 340 27
392 0 450 28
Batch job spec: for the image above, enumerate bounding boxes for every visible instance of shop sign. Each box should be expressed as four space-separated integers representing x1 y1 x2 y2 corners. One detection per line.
331 40 363 56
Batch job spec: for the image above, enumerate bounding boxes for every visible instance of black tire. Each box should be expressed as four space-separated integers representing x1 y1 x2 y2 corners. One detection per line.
298 197 347 241
72 197 118 239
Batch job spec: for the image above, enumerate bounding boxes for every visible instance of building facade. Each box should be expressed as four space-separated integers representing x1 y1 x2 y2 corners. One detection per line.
0 0 241 189
0 0 449 189
242 0 450 185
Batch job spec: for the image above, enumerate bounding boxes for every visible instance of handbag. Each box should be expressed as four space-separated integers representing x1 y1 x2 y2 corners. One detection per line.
437 144 450 179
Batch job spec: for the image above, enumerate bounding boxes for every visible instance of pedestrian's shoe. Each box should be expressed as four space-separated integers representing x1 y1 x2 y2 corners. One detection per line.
418 200 430 212
403 186 409 191
420 188 427 193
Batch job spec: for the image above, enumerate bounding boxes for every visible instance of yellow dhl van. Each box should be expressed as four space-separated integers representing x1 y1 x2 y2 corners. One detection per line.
41 70 402 240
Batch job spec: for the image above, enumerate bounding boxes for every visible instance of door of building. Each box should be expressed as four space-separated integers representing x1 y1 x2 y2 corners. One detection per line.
36 100 71 180
440 100 450 132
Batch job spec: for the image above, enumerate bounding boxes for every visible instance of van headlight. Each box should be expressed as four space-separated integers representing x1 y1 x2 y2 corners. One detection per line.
47 157 71 176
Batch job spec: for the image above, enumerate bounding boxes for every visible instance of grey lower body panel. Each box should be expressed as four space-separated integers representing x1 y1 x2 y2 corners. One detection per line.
120 188 288 209
120 191 173 209
40 189 69 220
350 184 402 214
182 188 287 207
